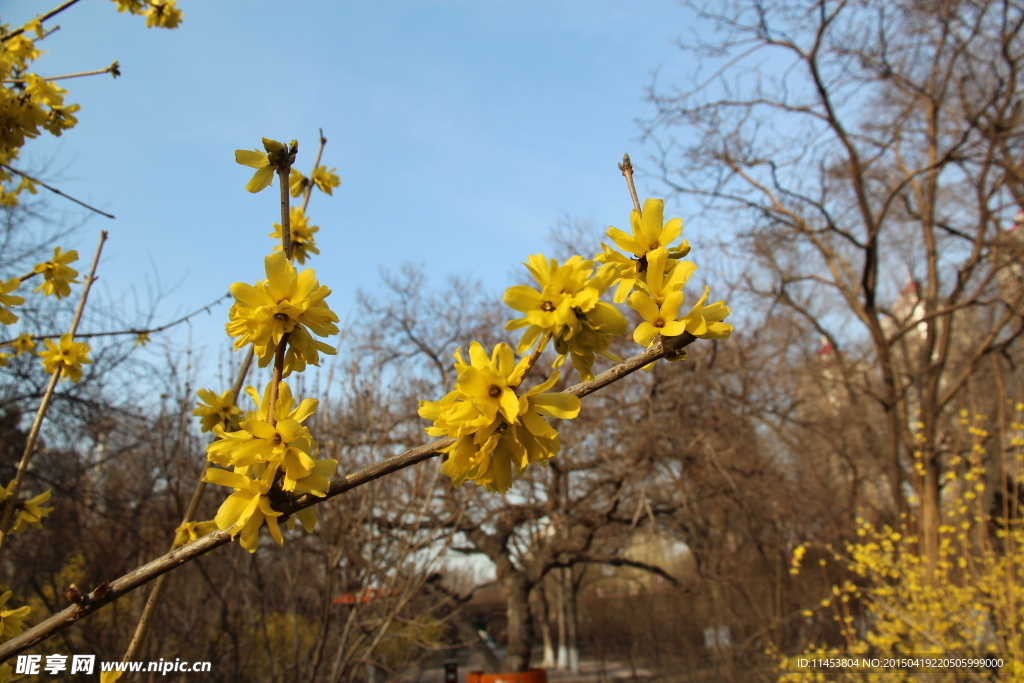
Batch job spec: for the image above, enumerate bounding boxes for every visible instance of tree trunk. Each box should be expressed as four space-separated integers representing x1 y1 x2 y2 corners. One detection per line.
502 571 534 672
532 584 556 668
565 567 580 673
556 568 568 670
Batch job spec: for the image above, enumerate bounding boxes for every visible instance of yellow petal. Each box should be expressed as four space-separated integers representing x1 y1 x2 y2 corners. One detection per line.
203 468 250 490
627 291 660 321
633 322 659 348
235 149 269 169
245 166 275 193
530 392 581 420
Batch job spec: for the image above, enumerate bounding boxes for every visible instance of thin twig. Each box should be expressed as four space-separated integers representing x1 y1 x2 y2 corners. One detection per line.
0 331 695 661
618 153 642 215
301 130 328 214
0 231 107 561
0 0 82 42
3 62 119 83
0 293 231 349
0 164 114 219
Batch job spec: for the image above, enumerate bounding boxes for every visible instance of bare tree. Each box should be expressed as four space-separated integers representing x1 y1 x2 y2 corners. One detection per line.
646 0 1024 566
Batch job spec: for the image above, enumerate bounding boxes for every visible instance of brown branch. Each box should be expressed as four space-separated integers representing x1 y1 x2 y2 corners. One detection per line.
0 331 696 661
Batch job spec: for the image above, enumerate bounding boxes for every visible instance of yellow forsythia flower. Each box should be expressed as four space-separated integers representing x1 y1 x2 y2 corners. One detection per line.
11 489 52 533
144 0 183 29
172 520 217 547
204 382 334 556
39 334 92 382
0 591 30 640
203 468 281 552
234 137 295 193
225 252 339 374
678 285 732 340
270 206 320 265
288 168 307 197
134 331 150 346
596 198 690 302
12 334 35 355
32 247 80 299
311 165 341 195
626 246 731 348
207 381 319 491
192 388 242 433
628 247 708 347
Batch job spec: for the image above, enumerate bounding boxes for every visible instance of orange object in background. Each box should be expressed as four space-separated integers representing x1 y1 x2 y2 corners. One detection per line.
465 670 547 683
331 589 384 605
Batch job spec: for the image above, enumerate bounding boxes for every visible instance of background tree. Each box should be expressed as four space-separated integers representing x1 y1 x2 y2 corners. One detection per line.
646 0 1024 568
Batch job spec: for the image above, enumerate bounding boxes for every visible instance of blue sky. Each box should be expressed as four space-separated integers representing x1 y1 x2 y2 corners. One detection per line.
5 0 705 387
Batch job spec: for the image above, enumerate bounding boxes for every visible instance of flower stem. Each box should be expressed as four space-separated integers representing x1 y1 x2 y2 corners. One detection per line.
266 334 289 427
267 145 297 424
510 331 552 391
301 130 328 214
276 167 293 261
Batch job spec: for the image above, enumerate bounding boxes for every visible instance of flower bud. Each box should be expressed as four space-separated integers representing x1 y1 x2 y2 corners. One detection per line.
262 137 285 153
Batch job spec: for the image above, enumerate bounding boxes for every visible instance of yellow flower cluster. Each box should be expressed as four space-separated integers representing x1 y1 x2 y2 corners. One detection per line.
203 381 337 552
597 197 692 302
1 4 181 206
201 135 345 553
628 247 732 349
504 255 626 381
781 460 1024 683
0 25 79 206
225 252 339 375
595 199 733 354
111 0 184 29
419 197 737 492
419 342 581 493
1 248 91 379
